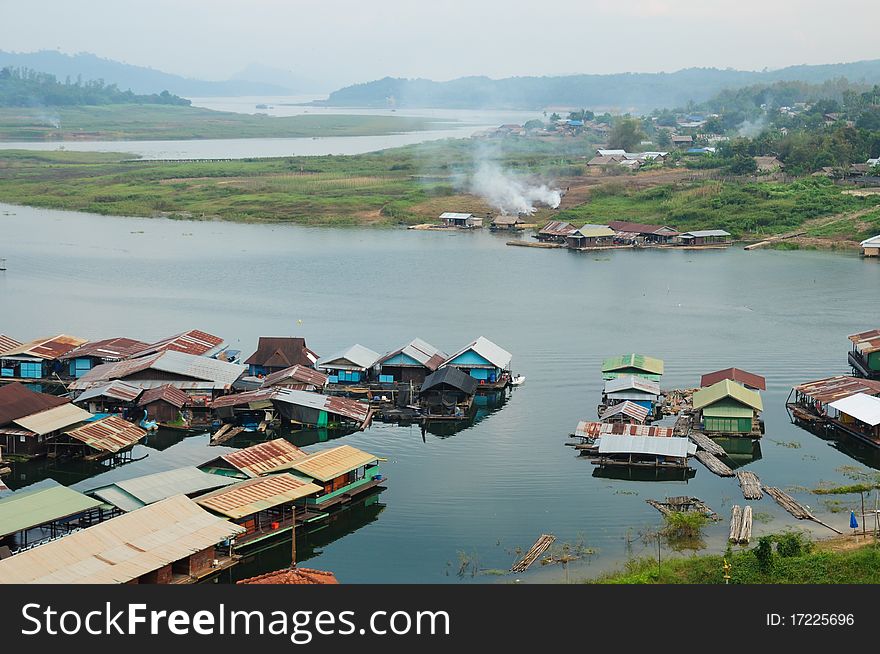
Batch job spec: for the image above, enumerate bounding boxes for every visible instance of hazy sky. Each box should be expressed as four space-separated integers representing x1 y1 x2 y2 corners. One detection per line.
2 0 879 88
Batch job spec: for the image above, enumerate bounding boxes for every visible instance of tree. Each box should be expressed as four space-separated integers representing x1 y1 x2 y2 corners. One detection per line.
608 117 645 151
523 119 544 131
549 112 561 123
729 154 758 175
655 129 671 148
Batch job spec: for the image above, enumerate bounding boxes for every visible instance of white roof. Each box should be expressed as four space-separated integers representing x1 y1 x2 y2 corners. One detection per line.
598 434 696 458
681 229 731 238
316 344 380 370
830 393 880 426
439 212 474 219
443 336 512 370
381 338 447 367
13 404 93 435
604 375 662 396
151 350 246 385
861 235 880 247
867 158 879 166
597 149 626 156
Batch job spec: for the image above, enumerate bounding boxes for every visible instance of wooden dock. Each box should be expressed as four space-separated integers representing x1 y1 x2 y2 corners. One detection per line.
729 505 753 544
764 486 842 534
210 424 244 446
688 431 727 457
694 450 735 477
736 471 763 500
511 534 556 573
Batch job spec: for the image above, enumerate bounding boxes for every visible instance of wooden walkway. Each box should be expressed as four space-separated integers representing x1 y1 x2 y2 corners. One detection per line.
729 505 753 544
511 534 556 573
736 471 763 500
210 424 244 446
694 450 735 477
764 486 842 534
688 431 727 457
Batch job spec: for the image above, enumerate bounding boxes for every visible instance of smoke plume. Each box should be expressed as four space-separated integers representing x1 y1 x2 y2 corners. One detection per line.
470 160 561 215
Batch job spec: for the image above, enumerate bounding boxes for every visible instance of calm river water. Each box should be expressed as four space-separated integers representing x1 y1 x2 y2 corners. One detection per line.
1 203 879 583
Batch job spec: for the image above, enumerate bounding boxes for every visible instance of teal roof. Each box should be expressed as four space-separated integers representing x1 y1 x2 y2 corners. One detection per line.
0 481 102 538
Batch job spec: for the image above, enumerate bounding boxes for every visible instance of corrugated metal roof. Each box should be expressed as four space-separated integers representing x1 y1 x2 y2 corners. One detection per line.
598 434 696 457
128 329 225 359
680 230 731 238
600 401 649 423
137 384 190 408
378 338 447 370
603 375 662 396
290 445 378 482
538 221 577 236
602 354 664 376
72 350 245 388
244 337 318 368
0 334 22 353
209 388 371 424
607 221 678 236
849 328 880 355
219 438 308 477
261 365 329 389
576 224 615 238
13 403 93 436
693 379 763 412
0 383 69 426
74 380 143 404
421 367 479 394
861 235 880 247
575 421 675 438
237 567 339 585
196 473 322 519
700 367 766 390
60 337 149 362
0 334 88 360
0 495 245 584
62 416 146 453
830 393 880 426
443 336 512 370
89 466 236 512
793 375 880 404
439 212 474 219
0 481 103 538
316 344 380 371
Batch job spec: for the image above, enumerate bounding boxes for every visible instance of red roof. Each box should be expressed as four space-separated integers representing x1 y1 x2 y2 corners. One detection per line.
137 384 190 408
129 330 223 358
61 337 149 361
237 567 339 585
700 368 766 391
261 365 328 389
244 337 318 369
0 383 69 426
607 221 678 236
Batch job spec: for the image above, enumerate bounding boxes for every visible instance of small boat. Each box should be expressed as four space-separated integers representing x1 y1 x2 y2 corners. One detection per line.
511 375 526 386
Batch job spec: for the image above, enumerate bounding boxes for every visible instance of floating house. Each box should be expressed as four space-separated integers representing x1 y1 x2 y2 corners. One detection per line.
599 401 649 425
0 479 107 554
602 354 664 382
200 438 308 479
601 375 663 417
0 384 92 457
59 337 148 379
440 212 481 228
566 224 615 249
861 235 880 257
286 445 384 513
73 380 143 414
376 338 447 385
828 393 880 446
126 329 226 359
441 336 512 389
260 365 328 391
700 367 766 391
209 387 374 431
848 328 880 380
572 421 674 454
692 379 763 437
51 415 146 460
244 337 318 377
607 221 679 244
491 215 525 231
787 375 880 426
536 221 577 243
419 367 478 419
137 384 191 424
594 434 695 470
0 334 88 381
0 334 21 356
0 495 244 583
316 344 380 385
88 466 236 512
676 230 732 246
196 473 323 550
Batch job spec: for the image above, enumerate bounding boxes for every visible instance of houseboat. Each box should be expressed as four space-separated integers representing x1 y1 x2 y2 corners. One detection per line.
441 336 512 391
73 380 143 415
848 328 880 380
827 393 880 447
692 379 764 437
316 344 380 385
439 212 482 229
601 353 664 382
376 338 447 385
418 367 478 420
599 400 649 425
286 444 385 513
600 374 663 419
137 384 192 428
125 328 226 359
243 336 318 378
592 434 696 470
535 221 577 243
787 375 880 427
675 230 732 247
606 221 679 245
0 383 93 458
88 466 236 512
259 365 328 392
59 337 148 380
49 415 146 461
860 235 880 257
571 421 675 455
565 224 615 250
0 334 88 382
700 367 766 391
199 438 308 479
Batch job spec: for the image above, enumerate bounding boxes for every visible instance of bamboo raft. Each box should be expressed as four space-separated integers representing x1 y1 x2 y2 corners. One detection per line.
764 486 842 534
736 471 763 500
210 424 245 446
646 496 719 520
511 534 556 573
688 431 727 457
729 505 753 544
693 450 735 477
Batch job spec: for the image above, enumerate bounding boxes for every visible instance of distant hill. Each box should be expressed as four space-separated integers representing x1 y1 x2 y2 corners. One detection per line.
317 60 880 112
0 50 294 97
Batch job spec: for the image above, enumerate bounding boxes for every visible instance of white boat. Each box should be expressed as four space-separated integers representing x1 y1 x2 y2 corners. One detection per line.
511 375 526 386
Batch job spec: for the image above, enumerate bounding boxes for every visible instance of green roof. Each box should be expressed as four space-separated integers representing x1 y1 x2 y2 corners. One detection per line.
577 224 615 238
602 354 664 376
693 379 763 412
0 483 102 538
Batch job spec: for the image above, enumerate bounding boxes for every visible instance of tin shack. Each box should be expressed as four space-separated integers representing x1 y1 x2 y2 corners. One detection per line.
316 344 380 385
376 338 447 385
848 328 880 380
441 336 512 390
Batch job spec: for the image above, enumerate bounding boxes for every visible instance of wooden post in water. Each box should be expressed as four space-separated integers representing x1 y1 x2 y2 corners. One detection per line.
290 506 297 569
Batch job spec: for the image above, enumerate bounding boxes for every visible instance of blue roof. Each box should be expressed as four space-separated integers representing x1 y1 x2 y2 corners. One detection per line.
567 120 584 126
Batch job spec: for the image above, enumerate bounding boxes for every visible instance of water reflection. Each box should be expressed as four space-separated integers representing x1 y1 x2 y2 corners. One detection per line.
423 390 509 438
714 438 763 469
793 421 880 471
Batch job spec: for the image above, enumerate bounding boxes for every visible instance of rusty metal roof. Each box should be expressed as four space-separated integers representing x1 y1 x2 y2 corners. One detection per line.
0 383 69 426
0 334 88 360
849 328 880 355
0 334 21 353
599 401 649 423
61 337 149 361
128 329 224 359
701 367 766 390
210 388 372 424
219 438 308 478
72 350 245 389
607 221 678 236
62 416 146 453
793 375 880 404
195 473 322 519
137 384 190 408
289 445 378 482
244 337 318 368
261 365 328 389
538 221 577 236
237 567 339 585
575 421 675 438
74 380 143 404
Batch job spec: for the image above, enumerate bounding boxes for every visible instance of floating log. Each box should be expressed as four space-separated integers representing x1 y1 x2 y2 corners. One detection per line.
736 471 763 500
210 424 244 446
729 505 743 542
739 505 753 544
688 431 727 457
505 241 563 249
511 534 556 573
764 486 842 534
694 450 735 477
647 496 718 520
